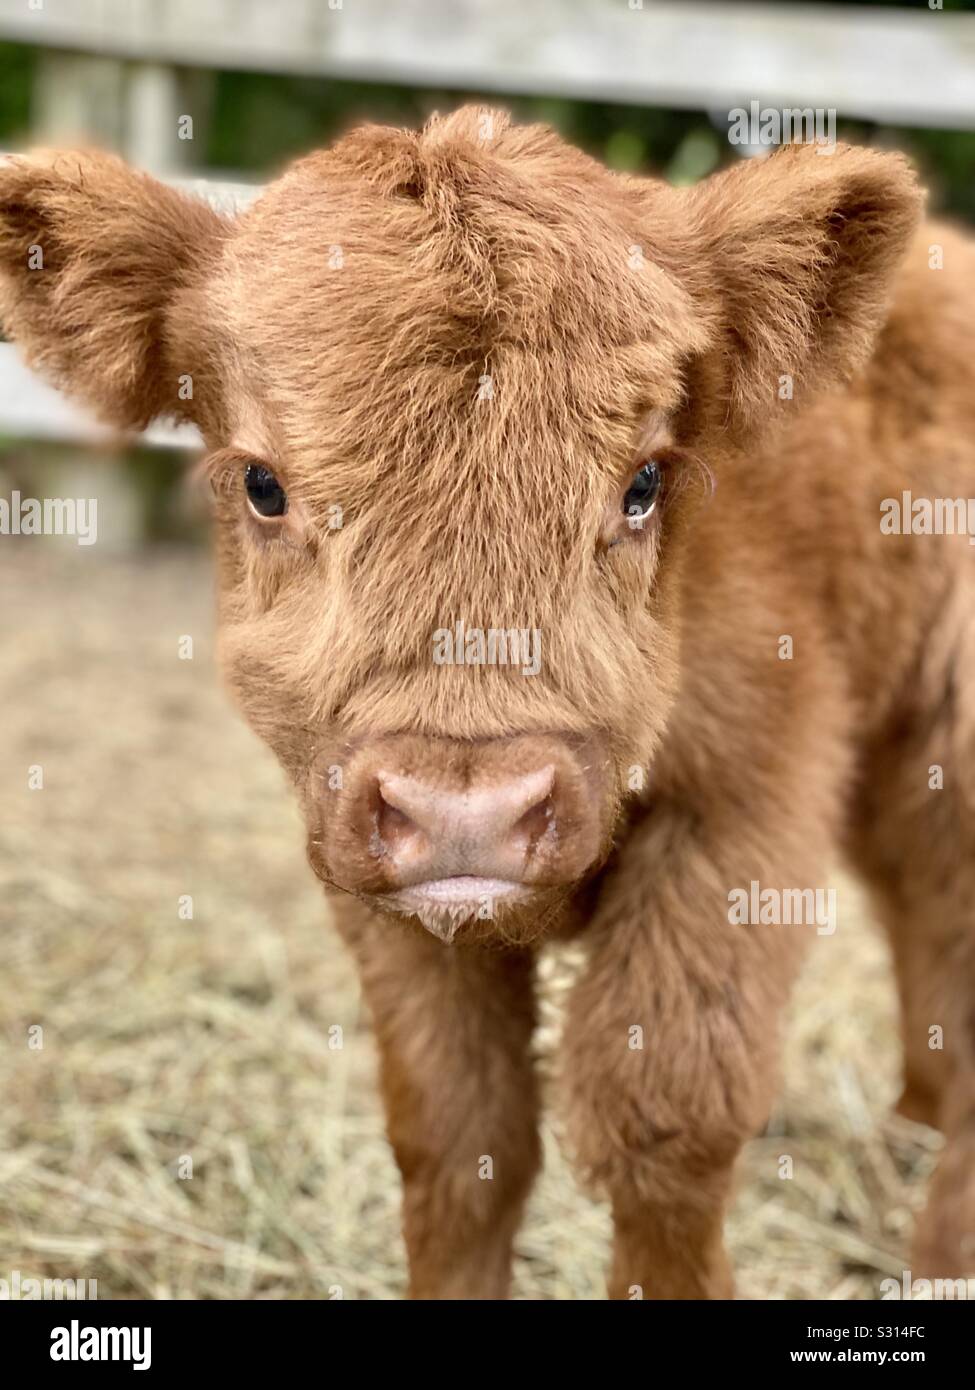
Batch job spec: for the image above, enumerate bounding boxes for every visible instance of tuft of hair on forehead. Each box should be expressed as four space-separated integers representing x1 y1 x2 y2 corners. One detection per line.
224 104 706 494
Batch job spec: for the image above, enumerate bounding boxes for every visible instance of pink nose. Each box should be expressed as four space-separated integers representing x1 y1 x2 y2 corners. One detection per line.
314 734 610 909
376 765 555 883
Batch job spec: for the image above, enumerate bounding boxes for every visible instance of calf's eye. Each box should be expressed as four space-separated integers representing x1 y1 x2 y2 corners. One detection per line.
245 463 288 518
622 459 661 521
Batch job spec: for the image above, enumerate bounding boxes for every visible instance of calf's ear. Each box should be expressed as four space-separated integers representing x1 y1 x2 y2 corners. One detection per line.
0 150 228 430
669 142 924 437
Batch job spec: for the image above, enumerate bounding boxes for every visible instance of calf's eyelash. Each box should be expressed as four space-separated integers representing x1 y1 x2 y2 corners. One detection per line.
198 447 265 500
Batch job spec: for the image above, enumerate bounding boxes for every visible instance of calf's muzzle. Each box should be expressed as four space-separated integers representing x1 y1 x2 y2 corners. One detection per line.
313 733 613 938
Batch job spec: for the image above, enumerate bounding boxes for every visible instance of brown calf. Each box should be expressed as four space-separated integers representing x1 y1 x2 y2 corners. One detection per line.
2 108 973 1298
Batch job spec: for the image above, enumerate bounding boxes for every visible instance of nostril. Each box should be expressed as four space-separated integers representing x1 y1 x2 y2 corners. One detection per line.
376 786 421 856
512 791 556 854
378 794 409 836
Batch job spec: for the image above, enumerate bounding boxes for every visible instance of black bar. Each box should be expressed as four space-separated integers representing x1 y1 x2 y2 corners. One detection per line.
2 1297 969 1374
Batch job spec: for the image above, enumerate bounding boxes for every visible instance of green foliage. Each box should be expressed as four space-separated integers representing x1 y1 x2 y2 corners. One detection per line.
0 42 33 141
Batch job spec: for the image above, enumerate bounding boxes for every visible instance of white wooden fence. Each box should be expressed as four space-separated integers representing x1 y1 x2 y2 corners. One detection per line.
1 1 974 130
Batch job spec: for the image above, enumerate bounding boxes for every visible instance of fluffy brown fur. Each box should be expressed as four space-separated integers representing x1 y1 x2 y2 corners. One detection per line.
2 108 973 1299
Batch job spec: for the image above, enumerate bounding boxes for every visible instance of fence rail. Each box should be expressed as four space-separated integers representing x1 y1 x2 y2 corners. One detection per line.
1 0 973 130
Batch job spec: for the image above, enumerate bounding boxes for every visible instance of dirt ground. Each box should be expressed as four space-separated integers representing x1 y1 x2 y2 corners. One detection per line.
0 540 942 1300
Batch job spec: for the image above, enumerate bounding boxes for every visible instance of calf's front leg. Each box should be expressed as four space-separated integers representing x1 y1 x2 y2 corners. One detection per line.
332 899 540 1299
562 808 815 1299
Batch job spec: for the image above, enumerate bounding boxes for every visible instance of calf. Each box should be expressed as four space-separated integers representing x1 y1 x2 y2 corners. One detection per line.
2 107 973 1299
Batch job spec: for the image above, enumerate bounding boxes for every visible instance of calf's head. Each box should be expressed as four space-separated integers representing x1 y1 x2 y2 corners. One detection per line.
0 110 921 942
